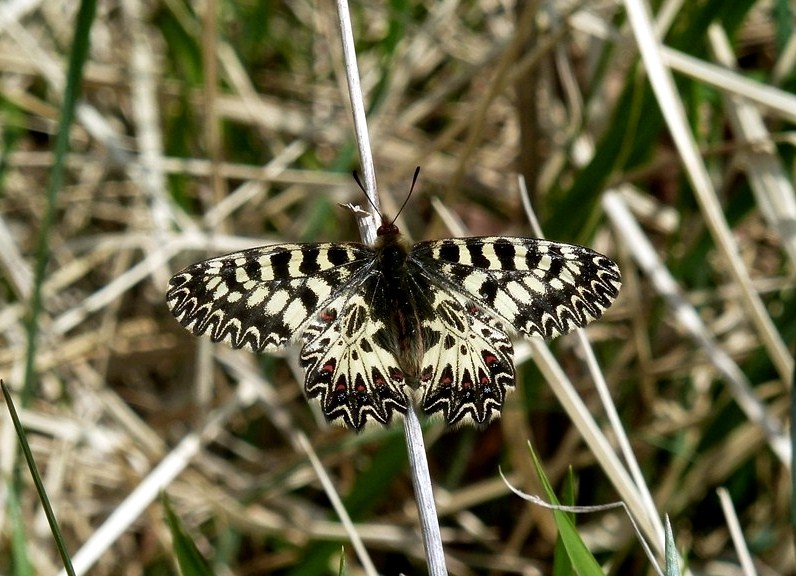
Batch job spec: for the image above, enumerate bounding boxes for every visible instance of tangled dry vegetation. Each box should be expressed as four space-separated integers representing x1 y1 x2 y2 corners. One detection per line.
1 1 794 574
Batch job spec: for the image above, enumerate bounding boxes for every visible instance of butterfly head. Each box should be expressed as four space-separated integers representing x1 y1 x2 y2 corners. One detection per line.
376 220 400 238
354 167 420 243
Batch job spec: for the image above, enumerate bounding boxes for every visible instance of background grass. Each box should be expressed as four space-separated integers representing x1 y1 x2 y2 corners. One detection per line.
1 0 794 574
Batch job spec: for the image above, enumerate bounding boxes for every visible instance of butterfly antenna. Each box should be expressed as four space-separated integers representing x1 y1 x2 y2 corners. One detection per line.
391 166 420 225
352 170 381 216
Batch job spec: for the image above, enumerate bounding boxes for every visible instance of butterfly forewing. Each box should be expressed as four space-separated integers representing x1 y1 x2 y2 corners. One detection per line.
167 243 374 352
409 237 621 340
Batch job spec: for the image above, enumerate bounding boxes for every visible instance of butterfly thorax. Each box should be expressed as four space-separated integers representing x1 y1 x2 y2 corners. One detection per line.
373 224 425 384
374 224 410 281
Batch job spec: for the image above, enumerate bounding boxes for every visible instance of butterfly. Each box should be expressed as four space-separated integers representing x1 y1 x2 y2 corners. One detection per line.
167 207 620 430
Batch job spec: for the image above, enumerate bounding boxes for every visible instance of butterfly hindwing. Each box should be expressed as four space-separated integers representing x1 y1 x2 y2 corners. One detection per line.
300 292 410 429
416 290 515 426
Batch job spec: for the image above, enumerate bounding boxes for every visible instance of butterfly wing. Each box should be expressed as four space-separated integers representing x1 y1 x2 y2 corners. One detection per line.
167 242 410 428
410 237 621 340
405 236 620 425
299 288 410 429
413 289 515 426
166 235 621 429
166 243 375 352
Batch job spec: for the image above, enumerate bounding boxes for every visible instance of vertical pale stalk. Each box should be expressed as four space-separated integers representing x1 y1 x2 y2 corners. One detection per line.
335 1 447 573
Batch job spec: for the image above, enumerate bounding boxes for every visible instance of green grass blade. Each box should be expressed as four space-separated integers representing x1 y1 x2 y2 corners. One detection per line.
528 443 605 576
22 0 98 404
664 515 680 576
791 362 796 531
7 480 33 576
2 381 76 576
162 493 214 576
552 468 579 576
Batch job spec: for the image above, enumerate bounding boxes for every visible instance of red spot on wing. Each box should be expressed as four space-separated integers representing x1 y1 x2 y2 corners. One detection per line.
461 369 474 387
320 309 337 322
439 365 454 386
